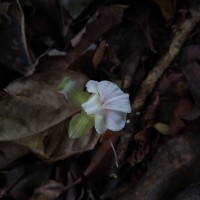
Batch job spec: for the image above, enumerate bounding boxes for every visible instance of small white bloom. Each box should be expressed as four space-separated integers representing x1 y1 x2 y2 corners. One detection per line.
82 80 131 134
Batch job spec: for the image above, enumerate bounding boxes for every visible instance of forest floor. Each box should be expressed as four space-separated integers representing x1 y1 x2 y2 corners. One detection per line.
1 0 200 199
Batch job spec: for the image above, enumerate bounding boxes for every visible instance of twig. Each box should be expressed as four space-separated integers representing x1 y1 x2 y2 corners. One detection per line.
132 7 200 112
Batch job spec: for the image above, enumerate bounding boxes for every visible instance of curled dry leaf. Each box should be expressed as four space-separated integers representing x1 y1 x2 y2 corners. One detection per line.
122 50 144 89
0 70 99 160
36 51 68 72
92 40 108 69
92 40 120 69
0 0 34 75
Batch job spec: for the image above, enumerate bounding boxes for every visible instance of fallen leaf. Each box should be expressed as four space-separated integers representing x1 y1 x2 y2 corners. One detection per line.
1 70 87 141
92 40 120 69
64 4 126 67
0 0 33 75
15 118 99 160
0 70 100 160
36 52 68 72
29 180 64 200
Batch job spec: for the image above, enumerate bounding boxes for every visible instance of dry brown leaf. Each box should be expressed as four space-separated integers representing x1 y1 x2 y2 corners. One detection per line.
0 0 34 75
15 118 99 160
0 70 100 160
92 40 120 69
64 4 126 67
1 70 85 141
29 180 64 200
36 52 68 72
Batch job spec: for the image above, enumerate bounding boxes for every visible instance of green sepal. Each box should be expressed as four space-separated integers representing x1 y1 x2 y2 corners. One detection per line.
58 77 71 91
58 77 89 107
68 111 94 139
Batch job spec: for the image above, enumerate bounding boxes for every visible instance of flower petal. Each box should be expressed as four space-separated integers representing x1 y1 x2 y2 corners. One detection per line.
82 94 102 115
105 110 127 131
94 114 107 134
84 80 131 134
103 94 131 113
68 111 94 138
85 80 99 94
97 81 125 103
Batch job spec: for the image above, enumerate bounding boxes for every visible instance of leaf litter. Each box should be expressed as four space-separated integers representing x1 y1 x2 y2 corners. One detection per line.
1 0 200 199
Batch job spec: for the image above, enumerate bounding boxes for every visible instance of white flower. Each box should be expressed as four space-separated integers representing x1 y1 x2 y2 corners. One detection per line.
82 80 131 134
59 78 132 138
